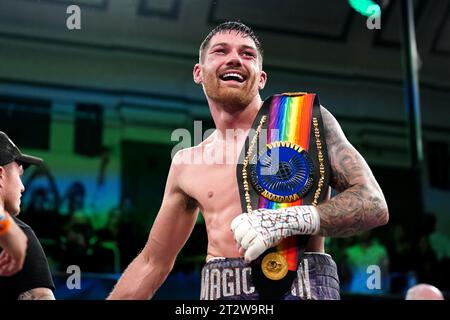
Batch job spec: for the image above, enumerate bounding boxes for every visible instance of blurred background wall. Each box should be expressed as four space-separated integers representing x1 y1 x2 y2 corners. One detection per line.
0 0 449 299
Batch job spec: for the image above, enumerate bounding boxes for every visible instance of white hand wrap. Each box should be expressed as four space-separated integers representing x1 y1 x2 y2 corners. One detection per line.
230 206 320 262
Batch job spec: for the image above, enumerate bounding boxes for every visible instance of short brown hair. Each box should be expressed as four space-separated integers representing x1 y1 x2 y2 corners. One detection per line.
199 21 263 63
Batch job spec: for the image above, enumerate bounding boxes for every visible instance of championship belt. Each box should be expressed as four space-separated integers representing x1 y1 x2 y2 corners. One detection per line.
236 92 330 299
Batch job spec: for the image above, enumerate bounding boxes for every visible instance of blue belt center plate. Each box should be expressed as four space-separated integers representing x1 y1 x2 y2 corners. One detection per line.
249 141 314 203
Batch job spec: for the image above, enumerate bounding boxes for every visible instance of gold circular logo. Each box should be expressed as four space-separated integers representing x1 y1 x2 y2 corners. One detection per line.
261 252 288 280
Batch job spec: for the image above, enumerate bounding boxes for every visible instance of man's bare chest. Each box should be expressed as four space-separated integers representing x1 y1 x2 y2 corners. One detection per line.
182 163 242 212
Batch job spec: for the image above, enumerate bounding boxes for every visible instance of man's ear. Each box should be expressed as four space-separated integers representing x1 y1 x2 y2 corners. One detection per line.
258 70 267 90
193 63 202 84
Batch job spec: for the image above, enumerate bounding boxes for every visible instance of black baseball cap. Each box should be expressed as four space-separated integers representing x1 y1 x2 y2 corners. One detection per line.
0 131 44 169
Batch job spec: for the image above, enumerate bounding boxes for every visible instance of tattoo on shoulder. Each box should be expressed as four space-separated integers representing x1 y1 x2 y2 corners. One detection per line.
321 106 366 191
317 106 388 237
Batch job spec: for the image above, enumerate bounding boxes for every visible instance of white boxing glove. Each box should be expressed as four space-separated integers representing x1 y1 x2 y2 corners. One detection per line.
230 206 320 262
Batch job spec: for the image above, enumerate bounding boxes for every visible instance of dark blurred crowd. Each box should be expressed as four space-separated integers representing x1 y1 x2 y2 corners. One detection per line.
19 166 143 274
328 214 449 296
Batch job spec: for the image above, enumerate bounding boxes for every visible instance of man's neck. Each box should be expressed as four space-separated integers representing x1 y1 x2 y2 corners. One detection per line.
208 95 263 134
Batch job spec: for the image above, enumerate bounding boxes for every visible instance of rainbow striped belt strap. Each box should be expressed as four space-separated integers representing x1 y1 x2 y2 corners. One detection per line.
238 92 330 285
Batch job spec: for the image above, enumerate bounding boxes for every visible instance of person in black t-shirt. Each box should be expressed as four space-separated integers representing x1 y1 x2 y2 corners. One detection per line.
0 217 55 299
0 131 55 300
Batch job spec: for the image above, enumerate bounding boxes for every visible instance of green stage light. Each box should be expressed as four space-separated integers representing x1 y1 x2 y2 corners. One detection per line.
348 0 381 17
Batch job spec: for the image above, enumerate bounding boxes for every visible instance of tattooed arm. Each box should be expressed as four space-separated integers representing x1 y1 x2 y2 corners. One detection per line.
18 288 55 300
231 106 388 260
316 106 389 237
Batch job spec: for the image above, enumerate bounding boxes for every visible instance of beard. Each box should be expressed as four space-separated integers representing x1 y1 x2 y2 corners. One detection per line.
202 72 259 112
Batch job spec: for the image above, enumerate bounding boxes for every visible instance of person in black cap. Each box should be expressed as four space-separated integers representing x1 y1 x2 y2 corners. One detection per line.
0 131 55 299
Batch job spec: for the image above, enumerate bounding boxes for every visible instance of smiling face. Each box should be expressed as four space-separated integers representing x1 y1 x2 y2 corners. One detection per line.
0 162 25 216
193 31 267 111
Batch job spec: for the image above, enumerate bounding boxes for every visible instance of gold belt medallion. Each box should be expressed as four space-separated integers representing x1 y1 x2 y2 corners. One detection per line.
261 252 288 280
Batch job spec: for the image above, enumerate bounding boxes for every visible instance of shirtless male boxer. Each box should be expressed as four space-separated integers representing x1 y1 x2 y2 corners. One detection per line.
108 21 389 300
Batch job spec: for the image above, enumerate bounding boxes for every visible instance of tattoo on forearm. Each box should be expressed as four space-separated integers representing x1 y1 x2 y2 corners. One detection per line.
317 107 388 237
318 185 385 237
